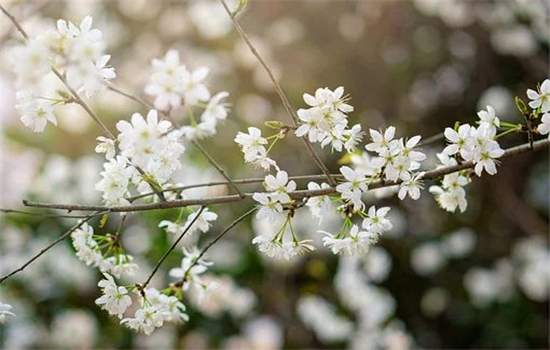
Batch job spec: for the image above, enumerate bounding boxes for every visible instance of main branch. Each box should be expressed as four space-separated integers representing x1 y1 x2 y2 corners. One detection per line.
21 138 549 213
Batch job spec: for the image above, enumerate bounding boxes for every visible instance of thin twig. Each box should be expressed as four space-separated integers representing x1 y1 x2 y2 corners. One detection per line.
0 4 116 139
51 68 116 139
418 132 444 146
127 173 343 202
217 0 336 186
107 83 153 109
21 138 550 213
106 78 244 200
0 3 29 40
0 208 104 219
173 206 256 288
0 211 105 285
139 206 205 292
192 140 245 198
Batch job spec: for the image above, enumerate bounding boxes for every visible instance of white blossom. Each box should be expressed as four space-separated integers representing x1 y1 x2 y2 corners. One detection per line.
365 126 397 153
537 113 550 138
95 156 135 206
297 296 353 342
95 136 116 160
16 91 57 133
477 105 500 131
398 172 425 200
305 182 333 221
362 206 393 237
71 222 104 267
443 124 473 158
527 78 550 113
122 288 188 335
335 166 367 211
169 247 213 292
95 273 132 318
295 86 358 151
263 171 296 203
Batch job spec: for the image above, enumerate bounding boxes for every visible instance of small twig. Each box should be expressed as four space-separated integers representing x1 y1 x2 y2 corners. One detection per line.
0 211 105 285
192 140 245 198
418 132 445 146
107 84 153 110
217 0 336 186
127 173 344 202
139 206 205 292
51 68 116 139
21 138 550 213
106 77 243 200
174 206 256 288
0 3 29 40
0 208 104 219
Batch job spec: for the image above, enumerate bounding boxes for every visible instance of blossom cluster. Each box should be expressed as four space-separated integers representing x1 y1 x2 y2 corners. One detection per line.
429 78 550 213
321 206 392 256
93 50 229 206
335 126 426 212
295 86 363 152
11 17 115 132
146 50 229 140
70 220 190 335
429 107 505 213
76 206 221 335
71 222 138 278
234 127 278 170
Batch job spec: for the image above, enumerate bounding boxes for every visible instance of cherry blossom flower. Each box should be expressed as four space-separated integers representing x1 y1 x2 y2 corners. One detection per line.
537 113 550 139
362 206 392 237
122 288 188 335
16 91 57 133
365 127 397 153
252 192 284 221
95 136 116 160
294 86 358 151
95 156 135 206
443 124 473 157
169 247 213 292
527 78 550 113
429 186 468 213
398 172 425 200
477 105 500 130
305 182 333 221
335 166 368 211
263 171 296 203
181 67 211 105
95 274 132 318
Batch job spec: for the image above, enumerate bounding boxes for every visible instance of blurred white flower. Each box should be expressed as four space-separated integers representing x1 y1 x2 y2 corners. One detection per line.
0 302 15 324
410 243 446 276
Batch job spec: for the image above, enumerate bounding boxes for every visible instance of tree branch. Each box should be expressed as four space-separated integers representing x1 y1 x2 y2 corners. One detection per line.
21 138 549 213
192 140 245 198
173 206 257 288
0 211 105 285
217 0 336 186
139 206 205 292
106 80 245 200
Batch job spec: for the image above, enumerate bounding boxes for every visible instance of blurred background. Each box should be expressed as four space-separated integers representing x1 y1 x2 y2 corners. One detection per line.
0 0 549 348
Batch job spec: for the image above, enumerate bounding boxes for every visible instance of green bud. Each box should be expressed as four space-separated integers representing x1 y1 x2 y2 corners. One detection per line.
264 120 284 129
57 89 72 101
99 214 109 228
232 0 248 17
514 96 529 116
